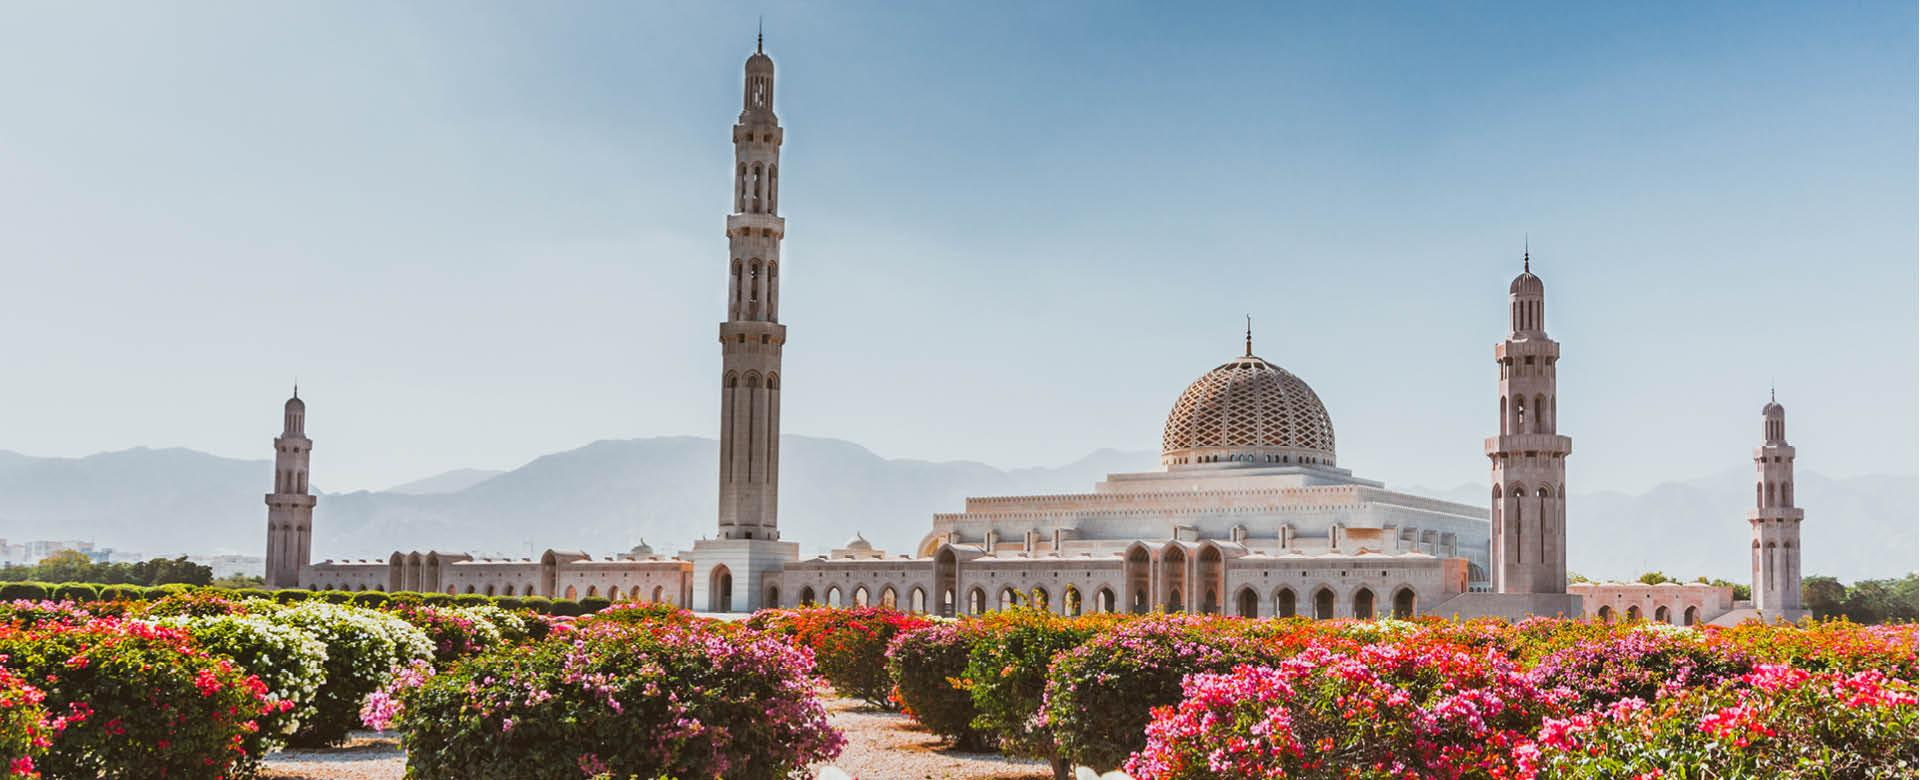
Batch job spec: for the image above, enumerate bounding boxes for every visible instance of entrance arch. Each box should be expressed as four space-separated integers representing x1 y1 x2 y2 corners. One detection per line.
799 586 816 606
1312 587 1335 620
1596 605 1614 623
1096 587 1116 613
1125 545 1151 614
934 548 959 617
709 566 733 612
1654 605 1671 624
968 587 987 614
1683 605 1699 625
1162 545 1188 612
1063 586 1082 616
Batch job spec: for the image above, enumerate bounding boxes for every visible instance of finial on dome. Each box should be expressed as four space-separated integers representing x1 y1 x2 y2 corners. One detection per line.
292 381 299 400
1523 233 1530 273
1770 381 1775 403
757 16 763 53
1244 315 1253 358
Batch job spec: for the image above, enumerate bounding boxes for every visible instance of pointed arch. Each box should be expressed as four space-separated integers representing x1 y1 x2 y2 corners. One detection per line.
1352 587 1375 620
709 565 733 612
1235 587 1259 618
1275 587 1297 618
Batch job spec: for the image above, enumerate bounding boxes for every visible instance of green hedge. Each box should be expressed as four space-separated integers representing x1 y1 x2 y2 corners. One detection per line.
0 581 601 616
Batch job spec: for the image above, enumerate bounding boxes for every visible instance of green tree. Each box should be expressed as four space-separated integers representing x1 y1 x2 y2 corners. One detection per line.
1801 576 1847 619
1636 571 1679 585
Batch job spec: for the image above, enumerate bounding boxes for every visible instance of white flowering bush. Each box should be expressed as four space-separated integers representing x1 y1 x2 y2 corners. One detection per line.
453 604 533 642
271 601 434 746
164 613 329 756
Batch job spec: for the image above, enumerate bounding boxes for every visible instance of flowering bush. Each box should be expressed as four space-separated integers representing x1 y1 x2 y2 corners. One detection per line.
163 613 330 757
0 617 278 778
0 601 96 630
961 610 1117 764
1045 615 1283 771
1705 620 1917 679
1530 664 1919 777
383 619 843 779
270 601 434 746
387 604 504 662
1125 642 1563 779
0 667 49 779
1530 627 1751 708
752 607 933 707
887 620 987 748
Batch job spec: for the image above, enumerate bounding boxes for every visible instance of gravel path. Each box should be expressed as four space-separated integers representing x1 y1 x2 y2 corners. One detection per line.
257 699 1051 780
814 697 1051 780
259 732 404 780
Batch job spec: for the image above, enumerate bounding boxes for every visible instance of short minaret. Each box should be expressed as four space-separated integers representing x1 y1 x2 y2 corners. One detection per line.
1749 391 1804 613
264 388 316 588
1486 249 1574 598
686 34 800 613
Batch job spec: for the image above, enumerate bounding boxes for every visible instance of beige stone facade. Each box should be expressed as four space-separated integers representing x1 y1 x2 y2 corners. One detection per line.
1568 582 1736 625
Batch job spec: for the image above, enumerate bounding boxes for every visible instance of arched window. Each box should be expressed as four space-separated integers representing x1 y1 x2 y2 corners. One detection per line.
1625 605 1641 622
910 587 926 613
651 585 665 603
798 586 816 606
999 587 1019 611
1235 587 1258 618
751 162 764 213
1533 394 1547 433
1352 588 1375 620
825 586 842 607
968 588 987 614
766 586 779 607
586 585 599 598
1392 587 1416 619
485 584 496 596
1654 605 1671 624
710 566 733 612
735 163 746 212
1515 396 1527 432
1683 605 1699 625
562 585 576 599
606 586 620 600
1275 588 1297 618
880 586 897 609
1596 605 1613 623
1312 588 1334 620
1063 586 1082 616
1782 481 1792 506
768 164 779 215
1096 587 1116 613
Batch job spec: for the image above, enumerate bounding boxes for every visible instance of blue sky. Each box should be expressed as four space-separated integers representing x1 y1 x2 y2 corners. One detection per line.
0 2 1912 494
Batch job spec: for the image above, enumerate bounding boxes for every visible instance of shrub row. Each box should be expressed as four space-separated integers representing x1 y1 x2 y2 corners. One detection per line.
872 611 1917 779
0 581 606 616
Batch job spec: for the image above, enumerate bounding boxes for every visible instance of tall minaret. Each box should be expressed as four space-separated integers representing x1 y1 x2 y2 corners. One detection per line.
1486 249 1573 596
264 388 316 589
716 32 786 543
687 35 801 613
1749 391 1803 613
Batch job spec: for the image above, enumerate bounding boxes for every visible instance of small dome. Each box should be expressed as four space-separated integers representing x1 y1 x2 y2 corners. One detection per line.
285 395 305 412
1509 270 1543 296
630 540 653 557
844 533 872 550
1162 354 1336 467
746 48 773 72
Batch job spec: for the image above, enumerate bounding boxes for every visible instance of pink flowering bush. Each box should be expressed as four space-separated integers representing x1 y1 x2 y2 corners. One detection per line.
384 619 843 779
386 603 503 662
0 617 279 779
0 666 50 779
1530 627 1751 708
1125 642 1565 779
1529 663 1919 777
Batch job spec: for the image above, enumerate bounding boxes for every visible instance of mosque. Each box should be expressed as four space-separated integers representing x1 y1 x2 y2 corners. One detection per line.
280 40 1807 626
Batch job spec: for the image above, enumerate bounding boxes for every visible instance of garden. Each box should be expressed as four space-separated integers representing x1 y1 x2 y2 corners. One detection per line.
0 584 1911 779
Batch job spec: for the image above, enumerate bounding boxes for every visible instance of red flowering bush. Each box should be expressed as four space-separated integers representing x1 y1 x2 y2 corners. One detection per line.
1705 620 1917 679
382 618 843 780
886 620 987 748
961 609 1124 769
0 667 50 779
751 606 933 707
0 601 96 630
1529 663 1919 778
0 618 278 779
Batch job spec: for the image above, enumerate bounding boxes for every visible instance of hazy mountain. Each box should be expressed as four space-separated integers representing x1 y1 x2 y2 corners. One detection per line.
0 440 1909 582
383 468 507 495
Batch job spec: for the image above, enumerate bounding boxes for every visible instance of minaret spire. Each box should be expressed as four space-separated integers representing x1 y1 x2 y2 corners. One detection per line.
1523 234 1530 273
1244 315 1253 357
757 16 763 53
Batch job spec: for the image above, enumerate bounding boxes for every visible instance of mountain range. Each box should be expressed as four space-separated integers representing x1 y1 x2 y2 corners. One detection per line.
0 437 1910 582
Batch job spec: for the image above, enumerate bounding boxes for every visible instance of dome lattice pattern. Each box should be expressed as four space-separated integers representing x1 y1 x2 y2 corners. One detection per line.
1162 356 1336 461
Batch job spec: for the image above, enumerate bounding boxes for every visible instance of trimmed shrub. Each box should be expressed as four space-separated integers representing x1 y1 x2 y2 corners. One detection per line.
576 595 612 613
421 593 456 607
546 599 586 617
0 617 276 778
961 610 1115 764
48 584 97 603
349 592 392 609
272 588 313 604
1046 615 1281 771
887 621 987 749
451 594 488 608
166 614 329 760
94 585 142 602
378 619 843 779
0 584 48 602
317 590 354 604
271 602 434 746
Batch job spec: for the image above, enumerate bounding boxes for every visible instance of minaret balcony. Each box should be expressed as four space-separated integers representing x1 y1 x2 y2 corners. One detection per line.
1746 507 1805 522
1493 340 1559 361
1484 434 1573 457
726 213 786 237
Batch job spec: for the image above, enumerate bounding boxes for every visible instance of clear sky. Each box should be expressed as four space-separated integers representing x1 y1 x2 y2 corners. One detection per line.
0 2 1912 494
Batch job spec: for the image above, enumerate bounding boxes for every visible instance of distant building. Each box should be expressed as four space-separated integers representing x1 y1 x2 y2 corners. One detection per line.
286 37 1810 627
